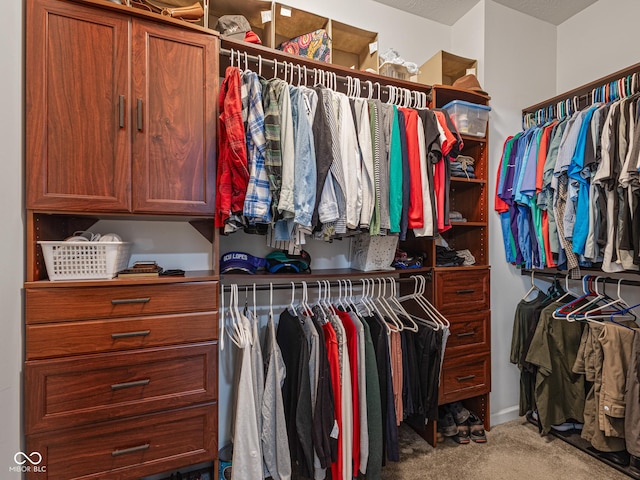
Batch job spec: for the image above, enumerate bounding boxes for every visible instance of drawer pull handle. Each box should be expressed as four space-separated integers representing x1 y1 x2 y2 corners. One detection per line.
137 98 143 131
111 443 150 457
118 95 125 128
111 379 150 391
111 297 151 305
456 289 475 295
456 375 476 382
456 332 475 338
111 330 151 339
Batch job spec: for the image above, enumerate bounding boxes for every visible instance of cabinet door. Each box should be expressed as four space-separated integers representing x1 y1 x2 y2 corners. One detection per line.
26 0 131 212
131 20 217 215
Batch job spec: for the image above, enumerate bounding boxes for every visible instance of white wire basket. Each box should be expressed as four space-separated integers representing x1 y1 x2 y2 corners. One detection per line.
38 241 132 281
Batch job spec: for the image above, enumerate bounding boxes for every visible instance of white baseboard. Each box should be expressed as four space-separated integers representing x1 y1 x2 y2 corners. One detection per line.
490 405 521 427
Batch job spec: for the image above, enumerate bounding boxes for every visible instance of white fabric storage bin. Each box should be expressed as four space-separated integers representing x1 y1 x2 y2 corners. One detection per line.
350 234 398 272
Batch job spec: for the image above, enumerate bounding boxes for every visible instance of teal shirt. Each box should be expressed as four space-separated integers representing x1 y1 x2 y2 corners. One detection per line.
388 106 403 233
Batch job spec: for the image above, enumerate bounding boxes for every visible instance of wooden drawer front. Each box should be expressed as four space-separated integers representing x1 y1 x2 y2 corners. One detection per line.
439 352 491 404
444 310 490 359
25 343 217 434
434 269 490 315
26 312 217 360
27 403 217 480
26 282 218 324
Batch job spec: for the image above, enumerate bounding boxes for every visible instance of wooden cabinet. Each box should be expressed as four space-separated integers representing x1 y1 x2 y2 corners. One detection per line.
24 280 219 480
26 0 217 215
24 1 220 478
27 404 217 480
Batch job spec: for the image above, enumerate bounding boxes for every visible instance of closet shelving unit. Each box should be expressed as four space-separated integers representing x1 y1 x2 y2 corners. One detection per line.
397 84 491 446
24 1 220 478
517 61 640 479
218 35 493 448
208 0 380 72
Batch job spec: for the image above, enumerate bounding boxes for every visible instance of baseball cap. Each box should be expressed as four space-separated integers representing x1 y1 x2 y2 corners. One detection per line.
265 250 311 274
214 15 262 44
220 251 267 274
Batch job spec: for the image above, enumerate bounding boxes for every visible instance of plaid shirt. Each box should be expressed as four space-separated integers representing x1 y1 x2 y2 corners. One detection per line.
242 72 272 224
262 78 283 221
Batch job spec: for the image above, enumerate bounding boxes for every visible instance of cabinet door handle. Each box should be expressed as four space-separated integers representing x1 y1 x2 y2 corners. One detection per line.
456 289 475 295
111 443 150 457
456 374 476 382
456 332 475 338
111 297 150 305
118 95 125 128
137 98 143 131
111 379 150 391
111 330 151 339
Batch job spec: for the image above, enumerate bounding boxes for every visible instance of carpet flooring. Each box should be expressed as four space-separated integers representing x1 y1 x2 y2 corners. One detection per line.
380 418 631 480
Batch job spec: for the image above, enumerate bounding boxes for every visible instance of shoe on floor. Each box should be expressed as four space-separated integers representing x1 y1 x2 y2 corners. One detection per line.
468 411 487 443
452 421 471 444
448 401 470 424
437 408 458 437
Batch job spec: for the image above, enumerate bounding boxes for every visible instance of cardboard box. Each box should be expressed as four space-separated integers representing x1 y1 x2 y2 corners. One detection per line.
417 50 477 86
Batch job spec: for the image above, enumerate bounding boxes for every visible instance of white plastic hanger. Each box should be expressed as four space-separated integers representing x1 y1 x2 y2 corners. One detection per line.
387 277 419 332
521 270 542 301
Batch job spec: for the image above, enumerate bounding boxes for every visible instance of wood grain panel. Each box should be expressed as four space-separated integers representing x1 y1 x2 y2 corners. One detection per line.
439 352 491 404
26 404 217 480
25 343 217 434
433 268 490 315
444 310 490 359
26 311 218 359
26 282 218 324
26 0 130 211
131 19 217 214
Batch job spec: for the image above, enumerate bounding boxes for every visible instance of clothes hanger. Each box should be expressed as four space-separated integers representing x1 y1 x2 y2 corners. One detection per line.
398 275 441 330
521 270 542 301
363 278 392 334
257 54 262 77
563 276 608 322
583 279 635 321
376 278 403 331
358 279 373 316
387 277 419 332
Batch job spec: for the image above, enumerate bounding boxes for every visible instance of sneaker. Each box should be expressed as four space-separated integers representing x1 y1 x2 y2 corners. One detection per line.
448 401 470 425
437 408 458 437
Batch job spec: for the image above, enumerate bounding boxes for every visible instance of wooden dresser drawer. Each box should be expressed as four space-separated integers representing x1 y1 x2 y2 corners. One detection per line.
25 342 217 434
439 352 491 404
27 403 217 480
444 310 490 359
26 282 218 324
433 269 490 315
26 311 218 360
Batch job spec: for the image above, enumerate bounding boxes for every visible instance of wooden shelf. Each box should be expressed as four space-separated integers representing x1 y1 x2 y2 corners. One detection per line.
450 221 487 227
25 270 218 288
460 134 487 144
330 20 378 72
221 268 400 284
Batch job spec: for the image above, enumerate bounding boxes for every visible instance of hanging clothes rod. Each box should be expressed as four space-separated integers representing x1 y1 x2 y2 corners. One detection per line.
521 61 640 123
221 274 429 292
522 269 640 288
219 42 432 105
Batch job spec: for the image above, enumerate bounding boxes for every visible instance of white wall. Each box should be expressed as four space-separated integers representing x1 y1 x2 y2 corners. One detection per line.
557 0 640 93
1 0 24 472
280 0 452 65
484 0 557 426
451 0 486 85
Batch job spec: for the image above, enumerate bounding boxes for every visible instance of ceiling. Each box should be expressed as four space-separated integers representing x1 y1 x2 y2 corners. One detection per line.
372 0 599 26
